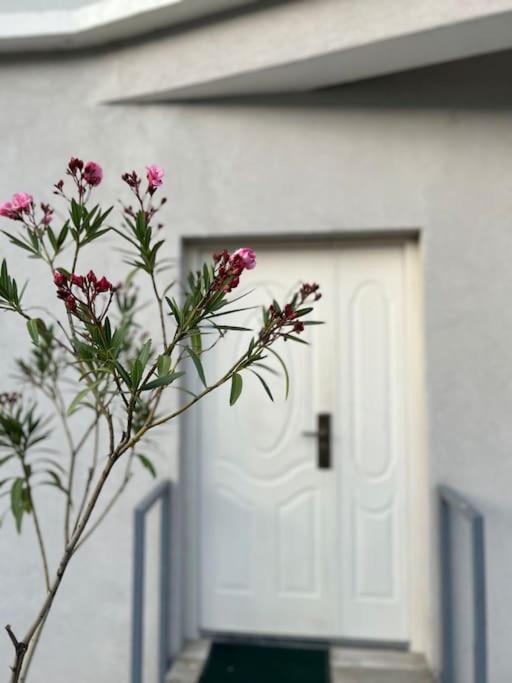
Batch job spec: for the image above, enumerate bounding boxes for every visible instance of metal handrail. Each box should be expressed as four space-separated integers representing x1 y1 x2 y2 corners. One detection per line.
131 480 172 683
439 485 487 683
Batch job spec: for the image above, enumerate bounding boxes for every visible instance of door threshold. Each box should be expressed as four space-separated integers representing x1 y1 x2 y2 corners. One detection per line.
201 629 409 652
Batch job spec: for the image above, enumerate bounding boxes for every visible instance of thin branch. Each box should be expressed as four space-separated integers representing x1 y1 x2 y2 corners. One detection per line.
150 271 168 347
72 420 100 534
75 448 134 549
30 503 51 593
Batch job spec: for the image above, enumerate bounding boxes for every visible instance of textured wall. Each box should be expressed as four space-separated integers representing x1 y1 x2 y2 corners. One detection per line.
2 45 512 682
0 0 98 11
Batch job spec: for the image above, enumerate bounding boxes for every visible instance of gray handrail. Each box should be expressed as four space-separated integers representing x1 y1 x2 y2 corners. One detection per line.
131 480 172 683
439 485 487 683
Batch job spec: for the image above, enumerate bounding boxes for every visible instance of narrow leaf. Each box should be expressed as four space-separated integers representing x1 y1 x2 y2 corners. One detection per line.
187 347 207 388
229 372 243 406
137 454 157 479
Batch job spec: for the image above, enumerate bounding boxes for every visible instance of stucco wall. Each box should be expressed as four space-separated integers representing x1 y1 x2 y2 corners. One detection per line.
2 45 512 682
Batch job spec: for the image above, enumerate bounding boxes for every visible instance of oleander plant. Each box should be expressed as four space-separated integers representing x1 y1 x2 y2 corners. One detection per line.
0 157 322 681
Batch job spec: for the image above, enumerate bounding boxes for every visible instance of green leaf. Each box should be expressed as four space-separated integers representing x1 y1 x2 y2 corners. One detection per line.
10 478 25 533
137 454 157 479
187 347 207 388
229 372 243 406
157 354 171 377
190 329 202 355
44 470 67 493
165 297 182 325
283 334 309 345
115 361 132 387
26 318 44 345
141 371 185 391
67 379 103 415
267 347 290 399
249 369 274 402
131 358 144 389
70 198 82 230
137 339 152 369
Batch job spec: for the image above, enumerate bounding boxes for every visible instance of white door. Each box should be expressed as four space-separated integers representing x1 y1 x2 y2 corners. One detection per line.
197 242 410 642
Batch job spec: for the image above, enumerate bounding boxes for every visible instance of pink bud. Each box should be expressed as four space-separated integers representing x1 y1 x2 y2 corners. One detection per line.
71 274 84 287
96 276 112 293
65 295 77 312
68 157 84 174
53 271 67 286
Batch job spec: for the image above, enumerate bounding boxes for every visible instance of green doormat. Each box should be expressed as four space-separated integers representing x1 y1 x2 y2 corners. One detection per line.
198 642 330 683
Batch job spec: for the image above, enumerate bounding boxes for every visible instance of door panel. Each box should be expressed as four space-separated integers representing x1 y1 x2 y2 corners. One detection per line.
198 243 409 641
338 246 408 640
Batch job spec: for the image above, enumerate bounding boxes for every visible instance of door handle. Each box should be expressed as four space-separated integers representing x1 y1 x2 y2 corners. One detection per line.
302 413 331 470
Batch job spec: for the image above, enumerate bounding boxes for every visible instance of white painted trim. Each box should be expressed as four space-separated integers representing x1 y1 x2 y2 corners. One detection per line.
403 240 434 666
0 0 255 51
181 235 432 655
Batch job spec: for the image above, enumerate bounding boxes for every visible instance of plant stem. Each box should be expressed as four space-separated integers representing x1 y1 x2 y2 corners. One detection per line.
18 612 48 682
8 453 118 681
30 503 51 594
150 271 168 346
52 387 76 546
75 449 134 549
18 452 51 593
72 420 100 533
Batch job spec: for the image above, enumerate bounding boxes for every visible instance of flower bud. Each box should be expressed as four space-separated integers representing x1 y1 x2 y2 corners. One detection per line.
53 271 67 286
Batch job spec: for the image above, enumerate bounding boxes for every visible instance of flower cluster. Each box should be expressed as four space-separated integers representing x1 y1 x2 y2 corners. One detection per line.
60 157 103 199
54 269 115 315
212 248 257 293
121 165 166 227
122 164 165 195
259 282 322 344
0 392 21 409
0 193 33 220
299 282 322 302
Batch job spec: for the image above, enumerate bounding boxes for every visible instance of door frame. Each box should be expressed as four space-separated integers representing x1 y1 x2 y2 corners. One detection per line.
178 233 432 661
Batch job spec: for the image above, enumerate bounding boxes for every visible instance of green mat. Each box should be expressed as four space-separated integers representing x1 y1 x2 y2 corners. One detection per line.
198 642 330 683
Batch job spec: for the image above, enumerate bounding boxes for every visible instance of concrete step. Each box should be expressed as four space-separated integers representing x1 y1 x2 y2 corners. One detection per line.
167 641 436 683
331 648 436 683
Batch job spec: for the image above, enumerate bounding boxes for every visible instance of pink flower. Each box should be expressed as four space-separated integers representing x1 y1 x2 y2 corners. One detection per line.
83 162 103 187
11 193 33 212
65 295 77 312
0 201 14 218
95 276 112 293
68 157 84 174
53 271 68 286
146 165 164 188
71 273 84 287
231 247 256 271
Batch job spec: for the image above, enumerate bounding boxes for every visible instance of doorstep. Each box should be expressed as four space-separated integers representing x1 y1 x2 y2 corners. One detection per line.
166 640 436 683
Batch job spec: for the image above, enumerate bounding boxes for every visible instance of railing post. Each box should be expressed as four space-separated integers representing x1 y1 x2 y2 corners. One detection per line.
131 507 146 683
472 515 487 683
440 495 454 683
131 480 172 683
438 486 487 683
159 484 171 682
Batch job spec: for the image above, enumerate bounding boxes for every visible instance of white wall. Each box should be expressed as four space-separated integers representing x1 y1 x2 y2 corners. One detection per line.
0 0 98 10
2 44 512 682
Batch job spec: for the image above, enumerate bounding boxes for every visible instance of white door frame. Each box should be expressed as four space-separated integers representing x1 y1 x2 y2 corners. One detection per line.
179 235 432 661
